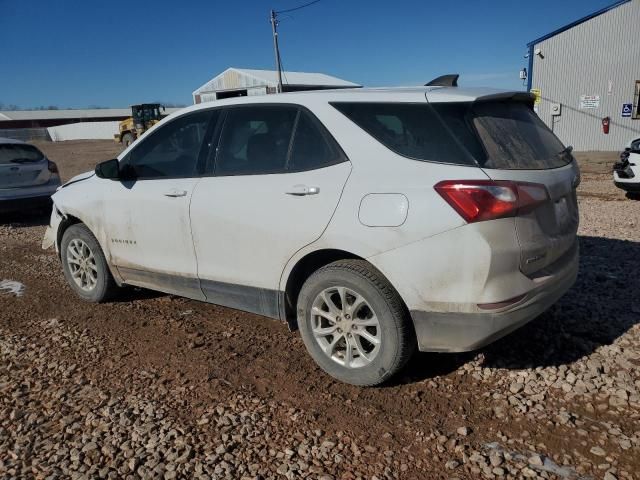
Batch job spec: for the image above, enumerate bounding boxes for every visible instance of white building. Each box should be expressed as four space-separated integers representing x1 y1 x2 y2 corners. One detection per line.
192 67 361 104
527 0 640 150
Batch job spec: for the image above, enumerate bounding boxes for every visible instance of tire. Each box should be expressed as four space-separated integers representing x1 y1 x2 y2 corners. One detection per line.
297 259 416 386
60 224 119 302
122 133 134 147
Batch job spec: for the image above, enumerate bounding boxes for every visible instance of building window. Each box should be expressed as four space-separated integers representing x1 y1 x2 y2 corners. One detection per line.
634 81 640 120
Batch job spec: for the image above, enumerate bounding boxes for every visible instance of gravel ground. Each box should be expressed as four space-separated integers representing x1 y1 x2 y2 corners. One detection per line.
1 142 639 479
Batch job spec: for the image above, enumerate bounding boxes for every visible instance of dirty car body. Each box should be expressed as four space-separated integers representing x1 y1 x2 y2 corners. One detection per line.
44 85 580 384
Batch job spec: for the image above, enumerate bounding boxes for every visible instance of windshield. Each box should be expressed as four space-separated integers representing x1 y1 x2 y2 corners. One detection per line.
0 144 45 165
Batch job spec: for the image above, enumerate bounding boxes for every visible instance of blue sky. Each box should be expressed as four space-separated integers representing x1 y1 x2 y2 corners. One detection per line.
0 0 617 109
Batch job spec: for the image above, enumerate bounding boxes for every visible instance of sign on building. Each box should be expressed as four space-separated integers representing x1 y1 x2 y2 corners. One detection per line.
622 103 633 117
579 95 600 109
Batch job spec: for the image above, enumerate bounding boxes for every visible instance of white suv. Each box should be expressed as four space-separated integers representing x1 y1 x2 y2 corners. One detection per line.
43 85 580 386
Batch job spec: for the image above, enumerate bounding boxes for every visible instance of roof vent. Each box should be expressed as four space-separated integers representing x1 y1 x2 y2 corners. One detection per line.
425 74 459 87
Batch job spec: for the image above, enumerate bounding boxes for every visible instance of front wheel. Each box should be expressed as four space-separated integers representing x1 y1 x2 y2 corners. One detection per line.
60 224 119 302
297 260 415 386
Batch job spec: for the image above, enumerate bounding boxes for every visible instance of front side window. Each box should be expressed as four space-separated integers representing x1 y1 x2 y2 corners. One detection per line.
215 106 298 176
122 110 214 179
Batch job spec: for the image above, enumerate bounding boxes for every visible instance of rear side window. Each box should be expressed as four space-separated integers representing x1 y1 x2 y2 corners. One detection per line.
333 101 572 170
332 102 477 166
0 144 44 164
216 106 298 176
288 111 344 172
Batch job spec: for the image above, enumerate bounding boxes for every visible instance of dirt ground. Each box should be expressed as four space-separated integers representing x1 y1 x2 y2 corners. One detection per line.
1 141 639 480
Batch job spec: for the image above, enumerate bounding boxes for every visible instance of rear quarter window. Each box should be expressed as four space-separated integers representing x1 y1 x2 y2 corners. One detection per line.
331 102 477 166
333 101 573 170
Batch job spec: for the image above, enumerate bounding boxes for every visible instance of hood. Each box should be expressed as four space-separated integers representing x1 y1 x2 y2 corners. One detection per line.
59 170 95 190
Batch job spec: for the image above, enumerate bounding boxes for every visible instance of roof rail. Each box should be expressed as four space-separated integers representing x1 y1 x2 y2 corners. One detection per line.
425 74 459 87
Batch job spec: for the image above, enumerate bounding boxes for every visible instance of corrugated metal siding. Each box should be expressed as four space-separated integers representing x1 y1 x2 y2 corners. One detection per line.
531 0 640 151
0 128 51 142
194 68 277 96
192 68 360 97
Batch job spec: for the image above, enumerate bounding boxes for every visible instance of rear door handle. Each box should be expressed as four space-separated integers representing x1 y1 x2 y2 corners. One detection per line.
164 189 188 198
285 185 320 196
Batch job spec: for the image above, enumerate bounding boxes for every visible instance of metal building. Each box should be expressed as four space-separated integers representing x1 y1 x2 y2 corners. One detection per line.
192 67 361 104
0 108 181 142
527 0 640 151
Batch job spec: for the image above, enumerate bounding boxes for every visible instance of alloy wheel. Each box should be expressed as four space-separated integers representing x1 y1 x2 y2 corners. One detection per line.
310 286 381 368
66 239 98 292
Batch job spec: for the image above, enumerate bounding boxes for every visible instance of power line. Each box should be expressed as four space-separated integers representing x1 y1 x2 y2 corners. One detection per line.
270 0 321 93
269 10 284 93
275 0 321 14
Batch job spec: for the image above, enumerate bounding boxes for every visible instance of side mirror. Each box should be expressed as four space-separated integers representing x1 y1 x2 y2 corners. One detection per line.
95 159 120 179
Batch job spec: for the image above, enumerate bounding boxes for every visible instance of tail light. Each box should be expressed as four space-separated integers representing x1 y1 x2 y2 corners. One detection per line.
47 160 59 174
434 180 548 223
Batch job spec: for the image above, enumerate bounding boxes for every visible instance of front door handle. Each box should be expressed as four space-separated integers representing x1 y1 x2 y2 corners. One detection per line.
164 189 188 198
285 185 320 196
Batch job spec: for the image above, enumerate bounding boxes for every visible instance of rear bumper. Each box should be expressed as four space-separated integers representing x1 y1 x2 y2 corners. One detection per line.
0 194 53 213
0 178 61 212
410 244 579 352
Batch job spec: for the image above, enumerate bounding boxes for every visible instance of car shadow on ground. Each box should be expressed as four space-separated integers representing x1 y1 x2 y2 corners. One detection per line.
394 235 640 384
110 287 167 303
0 209 50 227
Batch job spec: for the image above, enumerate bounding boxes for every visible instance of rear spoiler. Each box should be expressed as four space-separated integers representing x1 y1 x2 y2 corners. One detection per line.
474 91 536 107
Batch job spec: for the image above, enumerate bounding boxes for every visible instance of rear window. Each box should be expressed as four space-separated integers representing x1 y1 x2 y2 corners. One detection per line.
333 101 572 170
468 102 569 169
0 144 44 165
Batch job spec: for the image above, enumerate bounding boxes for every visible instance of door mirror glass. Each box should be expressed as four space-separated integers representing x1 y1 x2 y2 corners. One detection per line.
95 159 120 179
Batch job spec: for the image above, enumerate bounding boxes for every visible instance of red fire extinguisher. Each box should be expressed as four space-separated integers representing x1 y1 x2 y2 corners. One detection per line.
602 116 610 134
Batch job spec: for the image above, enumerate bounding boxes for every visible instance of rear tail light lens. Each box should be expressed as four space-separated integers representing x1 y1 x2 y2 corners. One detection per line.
47 160 59 174
434 180 548 223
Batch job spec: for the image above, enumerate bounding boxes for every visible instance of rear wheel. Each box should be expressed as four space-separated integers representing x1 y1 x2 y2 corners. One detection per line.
122 133 135 147
297 260 415 386
61 224 119 302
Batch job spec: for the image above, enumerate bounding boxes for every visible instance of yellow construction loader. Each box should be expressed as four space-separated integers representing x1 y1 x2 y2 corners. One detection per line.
114 104 165 147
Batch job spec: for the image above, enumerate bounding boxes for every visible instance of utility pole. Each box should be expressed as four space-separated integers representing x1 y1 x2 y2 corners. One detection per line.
270 9 284 94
